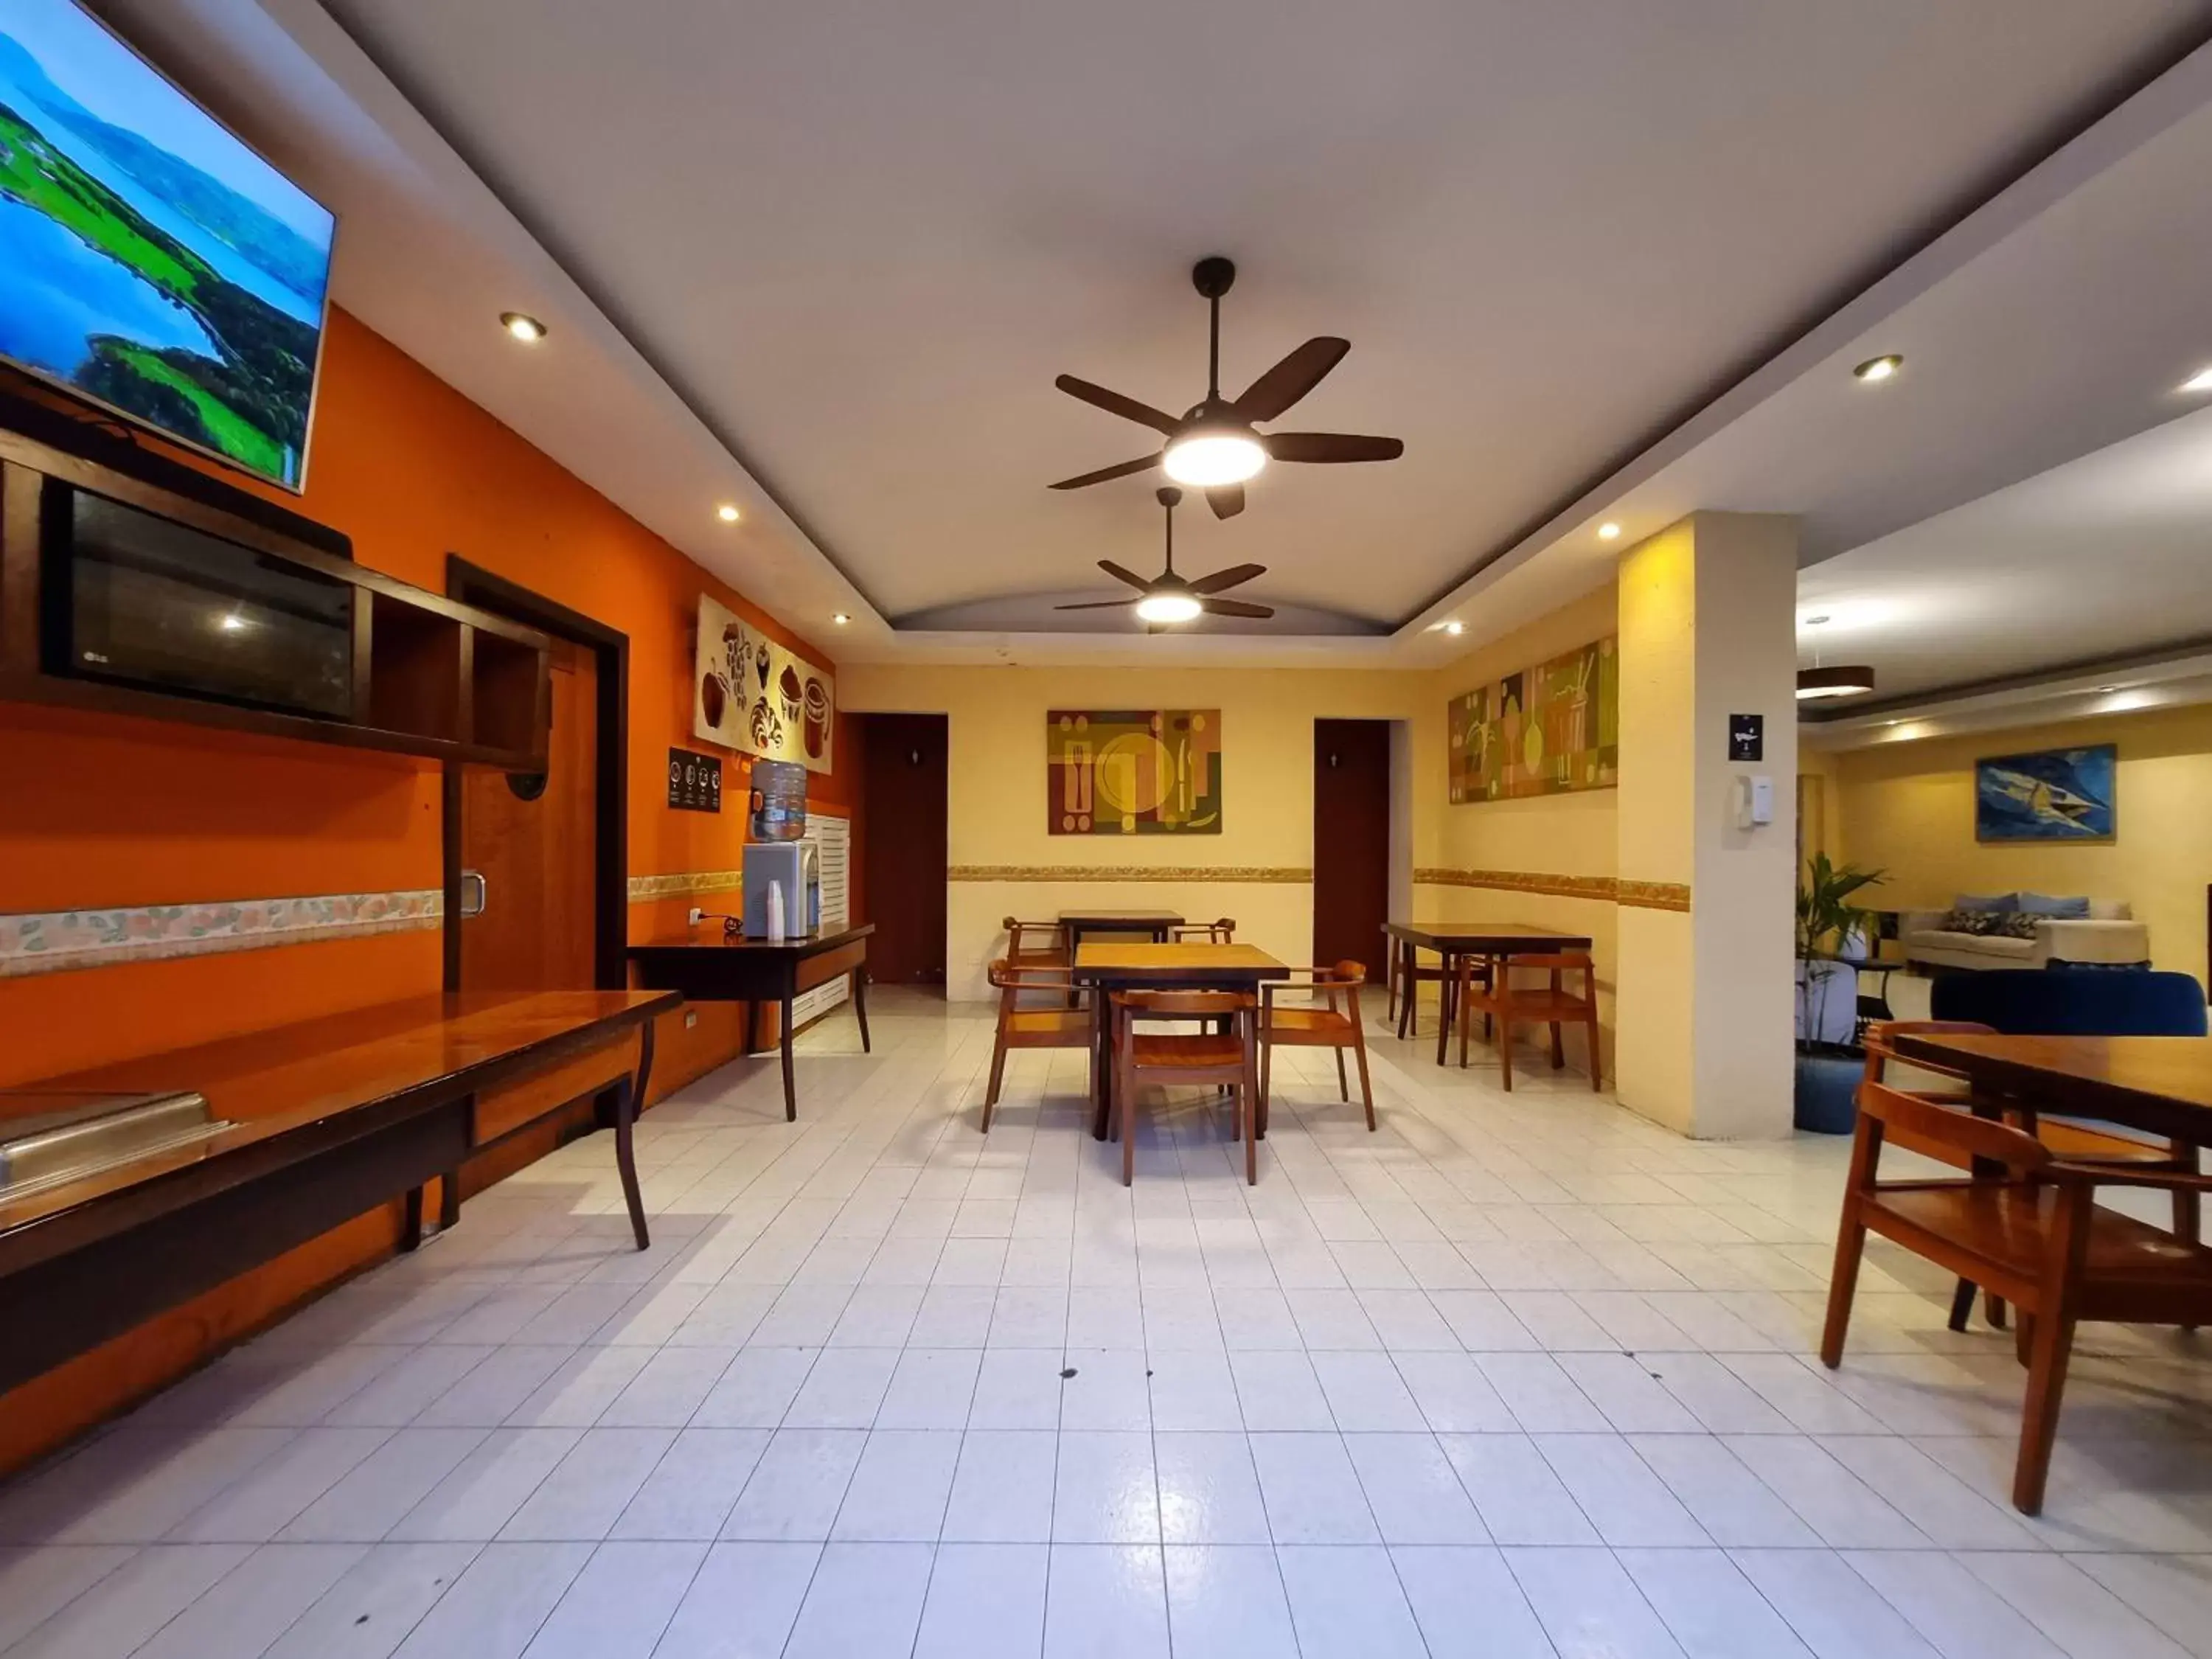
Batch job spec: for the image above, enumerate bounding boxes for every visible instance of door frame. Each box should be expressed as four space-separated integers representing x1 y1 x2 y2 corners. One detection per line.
442 556 630 992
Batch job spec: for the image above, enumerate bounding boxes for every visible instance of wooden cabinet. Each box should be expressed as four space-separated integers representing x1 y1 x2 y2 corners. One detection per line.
0 427 551 771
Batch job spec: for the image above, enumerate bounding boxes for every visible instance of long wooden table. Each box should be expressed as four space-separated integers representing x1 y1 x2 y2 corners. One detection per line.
1889 1031 2212 1145
628 924 873 1121
1072 942 1289 1141
0 990 676 1396
1383 921 1596 1065
1060 908 1186 952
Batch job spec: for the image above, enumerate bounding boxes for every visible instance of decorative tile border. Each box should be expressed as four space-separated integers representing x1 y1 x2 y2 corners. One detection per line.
1413 867 1692 912
627 869 743 903
949 865 1312 884
1616 880 1693 913
0 890 443 979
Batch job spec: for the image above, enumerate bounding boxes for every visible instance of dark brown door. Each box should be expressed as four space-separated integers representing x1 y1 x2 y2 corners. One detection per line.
457 642 598 992
860 712 948 984
1313 718 1391 975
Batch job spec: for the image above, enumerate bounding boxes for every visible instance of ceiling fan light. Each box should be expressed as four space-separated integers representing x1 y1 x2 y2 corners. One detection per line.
1163 431 1267 487
1135 592 1203 624
1795 665 1876 700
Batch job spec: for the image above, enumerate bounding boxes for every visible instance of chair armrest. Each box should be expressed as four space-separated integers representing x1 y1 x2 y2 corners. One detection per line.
2048 1164 2212 1192
2033 917 2149 963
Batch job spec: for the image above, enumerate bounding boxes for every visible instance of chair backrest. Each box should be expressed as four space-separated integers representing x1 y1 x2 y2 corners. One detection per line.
1860 1019 1994 1085
1930 969 2210 1037
988 957 1076 991
1170 918 1237 943
1113 988 1251 1017
1856 1078 2053 1179
1004 917 1068 961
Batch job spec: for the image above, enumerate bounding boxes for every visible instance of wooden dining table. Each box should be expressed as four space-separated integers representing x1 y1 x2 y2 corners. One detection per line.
1382 921 1596 1066
1071 942 1290 1140
1888 1030 2212 1144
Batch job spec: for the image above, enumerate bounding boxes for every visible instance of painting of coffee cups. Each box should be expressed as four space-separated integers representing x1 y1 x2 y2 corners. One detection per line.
694 594 835 773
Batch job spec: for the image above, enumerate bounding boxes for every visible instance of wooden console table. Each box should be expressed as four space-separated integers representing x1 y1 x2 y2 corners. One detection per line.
0 990 676 1397
629 925 874 1121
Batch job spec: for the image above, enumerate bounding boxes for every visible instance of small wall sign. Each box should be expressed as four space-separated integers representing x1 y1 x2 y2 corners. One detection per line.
668 747 723 812
1728 713 1764 762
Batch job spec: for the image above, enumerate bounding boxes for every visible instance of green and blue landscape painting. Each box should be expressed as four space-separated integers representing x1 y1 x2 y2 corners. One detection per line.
0 0 333 487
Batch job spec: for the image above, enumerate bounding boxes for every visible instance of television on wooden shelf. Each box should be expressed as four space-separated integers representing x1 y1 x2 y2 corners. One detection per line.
0 0 335 491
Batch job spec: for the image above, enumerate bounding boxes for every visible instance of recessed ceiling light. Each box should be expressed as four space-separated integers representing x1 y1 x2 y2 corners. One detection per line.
1803 614 1832 627
1443 621 1465 636
1853 355 1902 383
1597 522 1622 542
501 311 547 343
716 504 741 524
832 613 851 625
2180 366 2212 394
2096 684 2121 693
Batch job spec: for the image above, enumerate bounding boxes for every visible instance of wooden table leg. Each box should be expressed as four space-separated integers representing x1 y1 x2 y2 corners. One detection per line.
1435 950 1456 1068
400 1185 425 1252
1091 990 1112 1140
852 966 872 1053
780 992 798 1122
1396 940 1415 1040
439 1169 461 1231
616 1017 655 1250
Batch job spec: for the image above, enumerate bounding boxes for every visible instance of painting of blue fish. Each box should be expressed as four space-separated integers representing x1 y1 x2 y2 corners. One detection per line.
1975 745 2115 841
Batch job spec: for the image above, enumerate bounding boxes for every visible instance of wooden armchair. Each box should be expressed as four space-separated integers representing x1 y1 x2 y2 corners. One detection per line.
1863 1020 2198 1331
981 961 1093 1132
1259 962 1375 1132
1823 1078 2212 1513
1004 915 1074 1009
1109 989 1260 1186
1169 917 1237 943
1455 951 1600 1091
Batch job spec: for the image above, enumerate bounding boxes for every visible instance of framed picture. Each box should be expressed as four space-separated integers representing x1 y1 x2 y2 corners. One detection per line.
1047 710 1220 834
1975 744 2116 842
1447 635 1618 803
693 595 835 773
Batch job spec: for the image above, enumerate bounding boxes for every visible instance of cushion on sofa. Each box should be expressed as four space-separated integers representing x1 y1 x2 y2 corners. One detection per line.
1955 892 2018 913
2019 892 2090 919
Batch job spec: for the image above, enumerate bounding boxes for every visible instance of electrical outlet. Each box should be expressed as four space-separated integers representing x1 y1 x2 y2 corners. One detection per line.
686 907 705 926
684 1009 698 1029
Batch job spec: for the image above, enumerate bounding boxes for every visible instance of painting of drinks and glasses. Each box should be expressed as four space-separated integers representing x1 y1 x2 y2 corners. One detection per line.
0 0 334 487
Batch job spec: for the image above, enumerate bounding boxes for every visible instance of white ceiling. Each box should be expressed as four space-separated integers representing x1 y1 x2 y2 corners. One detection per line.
301 0 2207 630
82 0 2212 689
1797 404 2212 701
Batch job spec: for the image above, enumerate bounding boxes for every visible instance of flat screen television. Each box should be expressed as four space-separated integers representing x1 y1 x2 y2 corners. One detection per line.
0 0 334 492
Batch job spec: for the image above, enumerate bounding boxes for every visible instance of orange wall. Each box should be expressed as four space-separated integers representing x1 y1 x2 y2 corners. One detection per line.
0 308 848 1086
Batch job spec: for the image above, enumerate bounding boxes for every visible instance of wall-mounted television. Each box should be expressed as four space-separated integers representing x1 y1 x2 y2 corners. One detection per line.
0 0 335 491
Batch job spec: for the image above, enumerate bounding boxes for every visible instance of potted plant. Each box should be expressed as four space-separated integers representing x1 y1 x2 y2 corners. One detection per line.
1794 852 1886 1132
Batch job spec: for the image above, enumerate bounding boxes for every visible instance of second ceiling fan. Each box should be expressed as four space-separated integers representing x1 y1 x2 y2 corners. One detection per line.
1050 256 1405 520
1055 487 1273 625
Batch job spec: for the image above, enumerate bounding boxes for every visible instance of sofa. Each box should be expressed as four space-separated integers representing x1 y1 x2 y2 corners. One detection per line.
1898 891 2148 971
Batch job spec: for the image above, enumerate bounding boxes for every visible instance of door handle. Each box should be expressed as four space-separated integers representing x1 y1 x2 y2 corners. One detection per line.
459 869 488 919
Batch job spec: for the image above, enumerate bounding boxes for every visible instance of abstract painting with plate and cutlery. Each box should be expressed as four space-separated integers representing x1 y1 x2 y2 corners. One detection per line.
1046 710 1221 834
694 594 835 773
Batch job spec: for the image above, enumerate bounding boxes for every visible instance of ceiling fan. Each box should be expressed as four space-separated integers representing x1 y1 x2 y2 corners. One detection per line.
1049 255 1404 520
1054 487 1273 625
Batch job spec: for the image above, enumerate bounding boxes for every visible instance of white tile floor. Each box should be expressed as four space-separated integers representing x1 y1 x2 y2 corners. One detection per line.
7 987 2212 1657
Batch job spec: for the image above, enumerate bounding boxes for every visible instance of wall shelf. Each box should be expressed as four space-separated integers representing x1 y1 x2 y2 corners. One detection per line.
0 428 550 771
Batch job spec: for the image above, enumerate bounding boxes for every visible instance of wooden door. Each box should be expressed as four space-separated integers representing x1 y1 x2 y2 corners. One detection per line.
860 712 948 984
457 642 597 992
1312 718 1391 974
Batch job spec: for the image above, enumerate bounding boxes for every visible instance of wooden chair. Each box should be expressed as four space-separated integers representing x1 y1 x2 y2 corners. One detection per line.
1823 1078 2212 1513
1391 945 1468 1037
1863 1020 2197 1331
1259 961 1376 1131
1455 951 1601 1091
981 961 1093 1132
1169 917 1237 943
1108 989 1260 1186
1004 915 1074 1008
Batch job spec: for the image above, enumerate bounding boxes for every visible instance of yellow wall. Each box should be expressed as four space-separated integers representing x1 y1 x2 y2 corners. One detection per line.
1832 703 2212 981
1423 582 1621 1056
838 663 1440 997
